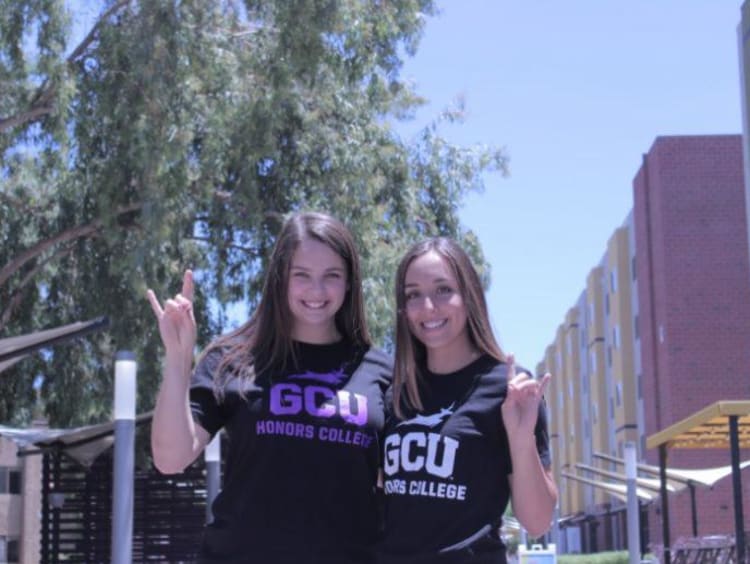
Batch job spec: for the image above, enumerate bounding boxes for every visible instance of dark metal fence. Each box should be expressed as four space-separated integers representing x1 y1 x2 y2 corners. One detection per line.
41 450 206 563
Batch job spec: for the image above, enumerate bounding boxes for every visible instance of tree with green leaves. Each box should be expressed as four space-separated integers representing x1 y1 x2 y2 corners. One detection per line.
0 0 507 427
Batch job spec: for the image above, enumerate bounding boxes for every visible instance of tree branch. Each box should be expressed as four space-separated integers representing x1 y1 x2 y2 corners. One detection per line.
0 104 55 133
67 0 133 63
186 236 260 256
0 203 142 288
0 0 133 134
0 243 77 331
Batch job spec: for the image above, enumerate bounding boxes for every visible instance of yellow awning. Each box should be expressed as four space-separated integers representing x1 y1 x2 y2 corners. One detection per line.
646 400 750 450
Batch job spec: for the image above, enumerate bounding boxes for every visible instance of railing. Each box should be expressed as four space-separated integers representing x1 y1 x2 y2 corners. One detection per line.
650 534 743 564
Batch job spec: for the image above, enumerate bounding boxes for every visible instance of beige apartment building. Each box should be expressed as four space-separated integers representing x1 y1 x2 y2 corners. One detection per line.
0 433 42 563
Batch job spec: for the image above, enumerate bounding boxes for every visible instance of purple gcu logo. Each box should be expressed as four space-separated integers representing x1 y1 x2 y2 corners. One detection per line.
270 383 368 426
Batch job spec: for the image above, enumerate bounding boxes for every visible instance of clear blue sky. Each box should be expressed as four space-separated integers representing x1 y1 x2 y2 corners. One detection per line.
397 2 744 368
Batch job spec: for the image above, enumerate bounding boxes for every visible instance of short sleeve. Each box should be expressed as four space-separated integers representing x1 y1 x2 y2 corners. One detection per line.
189 349 225 437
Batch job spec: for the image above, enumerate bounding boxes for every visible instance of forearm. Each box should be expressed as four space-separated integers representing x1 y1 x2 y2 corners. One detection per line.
508 438 558 537
151 352 206 474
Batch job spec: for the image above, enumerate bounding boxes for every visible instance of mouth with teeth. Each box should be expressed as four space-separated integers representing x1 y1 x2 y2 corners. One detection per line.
302 301 327 310
421 319 448 330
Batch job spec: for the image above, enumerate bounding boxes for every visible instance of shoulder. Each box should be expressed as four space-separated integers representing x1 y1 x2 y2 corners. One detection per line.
361 345 393 369
473 358 534 396
195 346 225 373
354 345 393 384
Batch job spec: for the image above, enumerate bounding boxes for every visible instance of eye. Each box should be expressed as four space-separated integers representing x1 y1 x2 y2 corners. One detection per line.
405 291 420 302
326 271 343 279
292 271 309 278
436 285 454 296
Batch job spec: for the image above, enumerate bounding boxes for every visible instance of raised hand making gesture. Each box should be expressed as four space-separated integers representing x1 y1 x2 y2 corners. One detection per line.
147 270 197 364
501 353 552 438
148 269 209 475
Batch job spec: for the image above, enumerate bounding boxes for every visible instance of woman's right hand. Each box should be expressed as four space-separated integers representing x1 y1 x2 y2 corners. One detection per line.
146 270 197 361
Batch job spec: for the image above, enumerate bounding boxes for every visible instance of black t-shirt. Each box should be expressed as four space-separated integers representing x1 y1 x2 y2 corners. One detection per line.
378 356 550 564
190 340 392 564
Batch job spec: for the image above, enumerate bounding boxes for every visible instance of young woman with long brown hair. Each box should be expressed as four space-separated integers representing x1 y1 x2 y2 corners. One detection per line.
379 237 557 564
148 212 391 563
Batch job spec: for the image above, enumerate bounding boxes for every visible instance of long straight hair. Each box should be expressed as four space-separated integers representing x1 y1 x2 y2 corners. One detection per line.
392 237 504 418
206 211 371 397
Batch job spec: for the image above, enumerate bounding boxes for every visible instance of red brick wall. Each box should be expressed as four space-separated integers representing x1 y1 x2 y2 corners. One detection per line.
633 135 750 542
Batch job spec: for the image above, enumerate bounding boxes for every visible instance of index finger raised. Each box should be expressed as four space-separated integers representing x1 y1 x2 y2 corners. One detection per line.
181 270 195 302
506 353 516 380
146 289 164 318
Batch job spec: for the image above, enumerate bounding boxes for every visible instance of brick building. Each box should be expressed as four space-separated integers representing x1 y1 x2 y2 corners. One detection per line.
539 134 750 553
633 134 750 542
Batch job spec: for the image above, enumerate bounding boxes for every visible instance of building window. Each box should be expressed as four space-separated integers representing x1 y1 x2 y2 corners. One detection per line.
631 256 637 280
590 350 597 372
605 293 610 316
612 326 620 349
607 346 612 367
616 381 623 407
589 302 594 323
593 403 599 424
638 373 643 399
659 325 665 343
0 537 20 563
610 268 617 293
0 467 21 494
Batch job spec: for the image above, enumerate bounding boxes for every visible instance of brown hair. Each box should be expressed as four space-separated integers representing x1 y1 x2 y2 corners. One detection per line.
392 237 504 418
206 211 371 397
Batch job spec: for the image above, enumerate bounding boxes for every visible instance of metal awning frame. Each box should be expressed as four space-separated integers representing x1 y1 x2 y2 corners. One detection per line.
646 400 750 564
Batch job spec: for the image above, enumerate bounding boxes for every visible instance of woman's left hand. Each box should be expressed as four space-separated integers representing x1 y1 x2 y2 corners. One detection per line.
501 354 551 438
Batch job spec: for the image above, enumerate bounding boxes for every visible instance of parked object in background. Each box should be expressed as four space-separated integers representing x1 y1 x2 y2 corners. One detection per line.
519 543 557 564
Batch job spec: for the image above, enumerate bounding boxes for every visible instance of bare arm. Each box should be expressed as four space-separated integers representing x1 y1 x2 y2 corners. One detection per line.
148 270 211 474
502 357 558 537
508 446 557 537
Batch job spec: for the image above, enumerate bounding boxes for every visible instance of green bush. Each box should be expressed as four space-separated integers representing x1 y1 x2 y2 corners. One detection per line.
557 551 629 564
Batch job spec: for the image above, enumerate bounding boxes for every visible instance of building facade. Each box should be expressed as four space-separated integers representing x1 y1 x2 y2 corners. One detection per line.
0 432 42 563
538 135 750 553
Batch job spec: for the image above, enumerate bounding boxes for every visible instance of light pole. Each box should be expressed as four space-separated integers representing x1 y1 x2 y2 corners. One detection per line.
112 351 136 564
625 441 641 564
205 433 221 524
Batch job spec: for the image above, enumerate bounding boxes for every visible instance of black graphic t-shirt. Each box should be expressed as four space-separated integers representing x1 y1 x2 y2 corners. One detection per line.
378 356 550 564
189 340 392 564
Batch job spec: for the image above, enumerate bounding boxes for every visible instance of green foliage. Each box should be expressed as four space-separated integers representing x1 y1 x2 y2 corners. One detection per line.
0 0 508 427
557 551 647 564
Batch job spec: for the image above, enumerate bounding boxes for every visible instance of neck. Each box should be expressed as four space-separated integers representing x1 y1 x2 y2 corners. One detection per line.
291 323 341 345
426 342 481 374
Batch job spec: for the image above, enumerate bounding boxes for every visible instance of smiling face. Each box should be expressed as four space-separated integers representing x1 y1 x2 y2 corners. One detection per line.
403 250 473 365
287 237 348 343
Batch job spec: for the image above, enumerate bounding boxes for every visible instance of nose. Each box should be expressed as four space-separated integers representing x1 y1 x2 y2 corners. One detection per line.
310 277 326 294
423 295 437 311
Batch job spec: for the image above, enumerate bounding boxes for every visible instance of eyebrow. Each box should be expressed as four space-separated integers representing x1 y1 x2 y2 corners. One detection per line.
404 277 450 288
290 265 345 272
